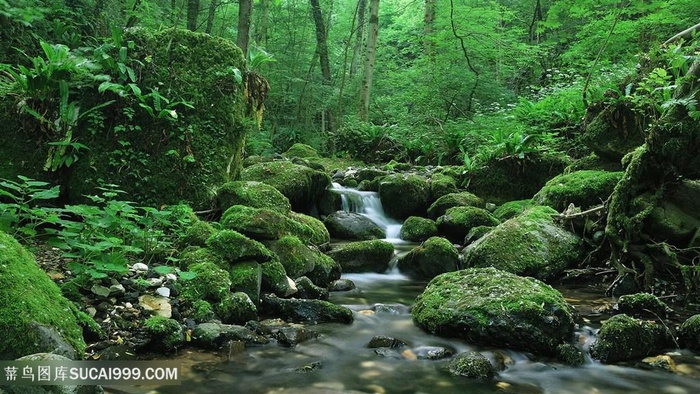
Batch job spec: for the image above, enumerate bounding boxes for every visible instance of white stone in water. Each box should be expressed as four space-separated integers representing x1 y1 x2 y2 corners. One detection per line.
155 286 171 298
131 262 149 272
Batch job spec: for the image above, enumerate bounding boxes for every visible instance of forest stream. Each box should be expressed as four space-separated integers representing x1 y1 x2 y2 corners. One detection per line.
103 187 700 394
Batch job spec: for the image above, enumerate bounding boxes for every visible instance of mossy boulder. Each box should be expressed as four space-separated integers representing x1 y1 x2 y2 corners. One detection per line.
448 351 496 379
427 192 484 219
229 261 262 304
260 257 294 296
191 300 216 323
378 173 431 220
492 200 531 221
177 246 223 270
429 173 459 200
581 102 646 161
181 220 217 248
144 316 184 352
590 314 672 363
678 314 700 350
216 291 258 324
326 240 395 273
464 225 494 245
323 211 385 240
399 216 438 242
436 206 500 244
294 276 329 300
412 267 577 356
65 29 249 209
462 206 583 281
206 229 274 264
468 154 569 204
305 253 342 287
289 211 331 245
217 181 292 213
565 153 623 173
266 235 317 278
241 160 331 213
0 231 88 359
396 237 460 280
220 205 314 242
645 200 700 246
261 294 354 324
616 293 669 318
283 143 319 158
180 261 231 302
533 170 623 211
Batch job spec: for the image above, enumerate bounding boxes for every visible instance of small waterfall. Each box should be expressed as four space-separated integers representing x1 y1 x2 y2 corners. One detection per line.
330 183 403 240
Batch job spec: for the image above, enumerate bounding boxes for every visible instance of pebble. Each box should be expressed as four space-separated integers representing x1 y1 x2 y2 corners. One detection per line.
147 277 164 287
109 283 126 297
131 263 149 272
165 273 178 282
139 294 172 318
91 284 111 298
155 286 171 298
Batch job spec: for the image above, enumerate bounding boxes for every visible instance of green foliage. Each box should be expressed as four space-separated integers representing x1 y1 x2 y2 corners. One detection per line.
0 175 61 239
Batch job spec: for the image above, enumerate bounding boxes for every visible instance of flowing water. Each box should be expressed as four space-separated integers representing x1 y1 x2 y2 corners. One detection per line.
106 187 700 394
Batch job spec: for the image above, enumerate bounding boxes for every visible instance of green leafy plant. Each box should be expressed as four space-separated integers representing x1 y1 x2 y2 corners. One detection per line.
0 175 61 239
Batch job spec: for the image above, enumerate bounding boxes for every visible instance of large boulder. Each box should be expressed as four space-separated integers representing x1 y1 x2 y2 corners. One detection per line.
429 173 459 200
0 232 88 359
412 267 577 356
206 230 274 265
427 192 484 219
581 102 646 161
265 235 328 279
217 180 291 213
378 174 431 220
436 206 500 244
282 143 319 159
462 206 583 281
220 205 314 243
399 216 438 242
590 314 672 363
241 160 331 213
532 170 623 211
261 294 354 324
679 314 700 351
325 240 395 273
396 237 460 280
323 211 385 240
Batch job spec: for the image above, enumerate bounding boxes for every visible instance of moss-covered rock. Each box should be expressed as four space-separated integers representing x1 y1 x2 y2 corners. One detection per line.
429 173 459 200
645 200 700 246
399 216 438 242
181 220 217 248
412 267 577 356
241 160 331 213
492 200 531 221
216 291 258 324
229 261 262 304
179 261 231 302
565 153 624 173
396 237 459 280
464 225 494 245
590 314 672 363
220 205 314 242
282 143 319 158
289 211 331 245
294 276 329 300
427 192 484 219
206 229 274 264
616 293 669 318
177 246 223 270
326 240 395 273
217 180 292 213
65 29 250 209
0 231 87 359
448 351 496 379
261 294 354 324
462 206 583 281
378 173 431 220
260 257 293 296
581 102 646 161
144 316 184 352
533 170 623 211
305 253 342 287
468 154 569 204
266 235 316 278
191 322 268 349
191 300 216 323
437 206 500 244
323 211 385 240
678 314 700 351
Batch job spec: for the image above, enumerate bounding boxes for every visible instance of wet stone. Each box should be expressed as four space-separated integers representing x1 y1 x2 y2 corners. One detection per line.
329 278 356 292
275 326 319 347
367 335 407 349
413 346 454 360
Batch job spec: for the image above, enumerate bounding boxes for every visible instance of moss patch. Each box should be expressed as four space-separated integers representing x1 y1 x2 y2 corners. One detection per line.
533 170 623 211
590 314 671 363
206 229 274 264
436 206 499 244
492 200 531 221
427 192 484 219
217 181 292 213
399 216 438 242
220 205 314 242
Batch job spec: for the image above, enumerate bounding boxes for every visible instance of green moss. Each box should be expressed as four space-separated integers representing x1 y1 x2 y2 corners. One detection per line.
436 206 499 244
181 220 217 248
464 225 493 244
206 229 274 264
492 200 532 221
283 143 319 158
565 153 623 173
289 212 331 245
178 247 224 270
581 102 646 161
326 240 395 273
220 205 314 242
427 192 484 218
557 343 585 366
449 351 495 379
229 261 262 304
266 236 315 278
397 236 459 279
261 257 291 295
306 253 342 286
378 173 431 219
73 308 105 341
429 173 459 200
217 180 292 213
679 314 700 351
0 231 87 358
215 291 258 324
617 293 668 317
180 261 231 302
533 170 623 211
144 316 183 350
399 216 438 242
590 314 669 363
192 300 216 323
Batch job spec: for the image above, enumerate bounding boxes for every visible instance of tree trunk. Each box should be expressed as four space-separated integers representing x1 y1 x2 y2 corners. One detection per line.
310 0 334 134
187 0 199 31
238 0 253 56
255 0 270 47
423 0 436 56
359 0 379 122
350 0 367 77
205 0 217 34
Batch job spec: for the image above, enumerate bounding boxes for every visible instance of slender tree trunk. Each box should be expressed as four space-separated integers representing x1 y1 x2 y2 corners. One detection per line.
255 0 270 47
359 0 379 122
310 0 334 133
528 0 543 43
350 0 367 77
187 0 199 31
423 0 436 56
238 0 253 56
205 0 217 34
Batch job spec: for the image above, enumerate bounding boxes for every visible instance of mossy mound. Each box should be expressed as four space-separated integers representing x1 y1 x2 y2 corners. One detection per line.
305 253 342 287
179 261 231 303
468 154 569 205
216 291 258 324
565 153 624 173
65 28 249 209
206 229 274 264
181 220 217 248
427 192 484 219
399 216 438 242
533 170 623 211
283 143 319 158
590 314 671 363
449 351 496 379
378 173 431 220
678 314 700 351
462 206 583 281
396 237 459 280
436 206 499 244
177 247 223 270
288 212 331 245
581 102 646 161
220 205 314 242
241 160 331 213
261 294 353 324
229 261 262 304
326 240 395 273
412 267 577 356
261 258 294 296
144 316 184 352
0 231 88 359
429 173 459 200
323 211 385 240
492 200 531 221
616 293 669 318
266 236 317 279
217 181 292 213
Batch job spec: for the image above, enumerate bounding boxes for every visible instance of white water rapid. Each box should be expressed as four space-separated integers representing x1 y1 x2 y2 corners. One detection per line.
329 182 403 242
